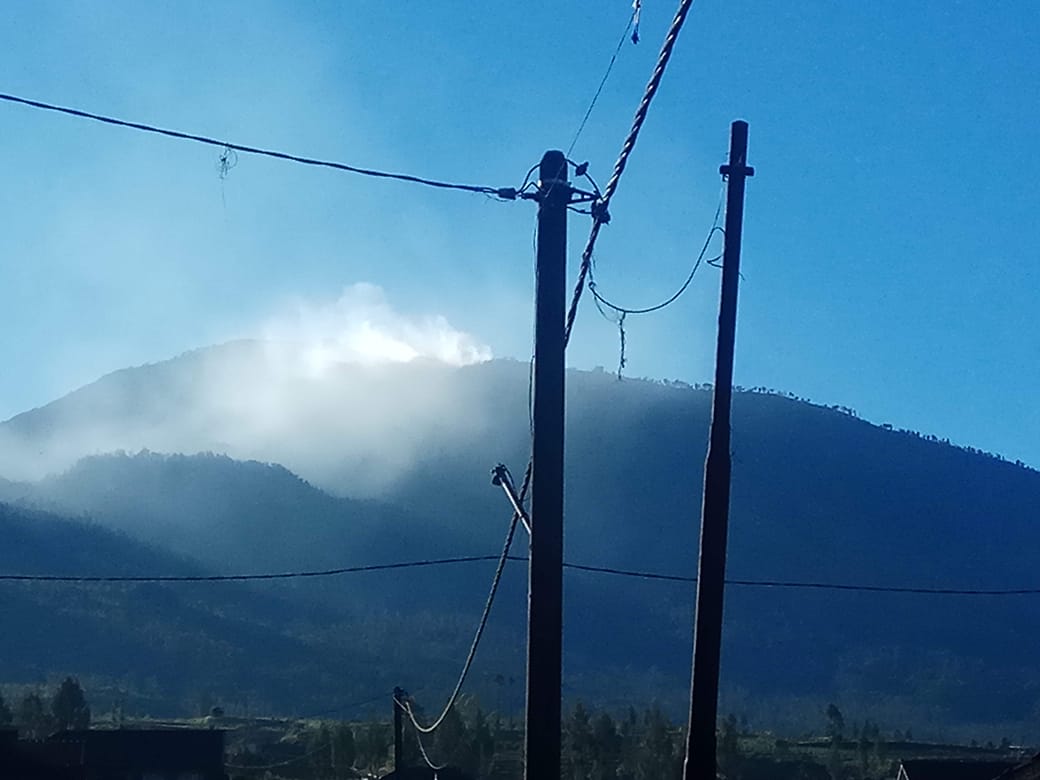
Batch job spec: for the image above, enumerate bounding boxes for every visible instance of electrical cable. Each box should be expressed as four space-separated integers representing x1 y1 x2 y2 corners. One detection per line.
304 689 398 719
561 561 1040 596
5 552 1038 595
564 0 699 347
397 488 525 736
589 187 724 316
566 5 638 157
225 740 331 771
412 722 448 771
0 92 517 199
0 555 503 582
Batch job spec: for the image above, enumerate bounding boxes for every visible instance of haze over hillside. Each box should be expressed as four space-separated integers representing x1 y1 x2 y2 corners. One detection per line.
2 341 1039 739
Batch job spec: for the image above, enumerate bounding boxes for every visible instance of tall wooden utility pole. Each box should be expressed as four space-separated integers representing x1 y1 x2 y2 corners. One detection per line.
525 149 569 780
683 120 754 780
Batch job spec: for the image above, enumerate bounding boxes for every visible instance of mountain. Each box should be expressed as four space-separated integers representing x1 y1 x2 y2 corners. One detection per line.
2 342 1040 739
0 501 406 717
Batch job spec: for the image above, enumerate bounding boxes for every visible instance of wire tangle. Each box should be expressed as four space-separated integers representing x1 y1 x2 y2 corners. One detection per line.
564 0 698 348
589 187 725 317
0 92 517 199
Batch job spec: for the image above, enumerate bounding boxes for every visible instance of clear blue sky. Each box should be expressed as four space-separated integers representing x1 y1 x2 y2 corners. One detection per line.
1 1 1038 466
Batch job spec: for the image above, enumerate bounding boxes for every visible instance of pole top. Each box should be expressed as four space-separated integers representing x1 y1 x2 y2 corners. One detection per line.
720 121 754 178
538 150 570 198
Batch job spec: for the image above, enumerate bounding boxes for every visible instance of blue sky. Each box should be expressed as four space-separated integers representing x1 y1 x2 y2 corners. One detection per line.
1 1 1038 466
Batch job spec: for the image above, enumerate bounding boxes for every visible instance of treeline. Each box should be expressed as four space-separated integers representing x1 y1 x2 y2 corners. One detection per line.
228 701 688 779
0 676 91 738
228 699 1022 780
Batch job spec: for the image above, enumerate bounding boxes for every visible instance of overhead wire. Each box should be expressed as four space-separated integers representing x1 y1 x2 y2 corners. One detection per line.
4 552 1039 595
589 185 724 316
411 719 448 771
587 189 723 377
303 689 397 719
566 3 639 158
397 469 527 736
225 740 331 772
0 92 517 199
0 555 503 582
564 0 699 348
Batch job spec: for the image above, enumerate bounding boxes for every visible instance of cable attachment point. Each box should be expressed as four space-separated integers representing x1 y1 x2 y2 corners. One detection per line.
573 161 589 177
495 187 518 200
591 199 611 224
491 464 507 486
490 463 532 536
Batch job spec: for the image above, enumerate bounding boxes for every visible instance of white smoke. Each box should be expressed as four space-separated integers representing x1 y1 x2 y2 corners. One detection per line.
262 283 492 376
0 284 501 494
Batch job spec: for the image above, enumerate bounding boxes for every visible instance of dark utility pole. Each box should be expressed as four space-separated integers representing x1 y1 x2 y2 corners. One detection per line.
683 120 754 780
525 149 569 780
393 686 405 773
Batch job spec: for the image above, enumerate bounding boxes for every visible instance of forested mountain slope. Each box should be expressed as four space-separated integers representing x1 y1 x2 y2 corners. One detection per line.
2 343 1038 737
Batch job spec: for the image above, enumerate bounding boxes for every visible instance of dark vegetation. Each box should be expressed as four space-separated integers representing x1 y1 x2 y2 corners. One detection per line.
1 345 1039 739
4 679 1023 780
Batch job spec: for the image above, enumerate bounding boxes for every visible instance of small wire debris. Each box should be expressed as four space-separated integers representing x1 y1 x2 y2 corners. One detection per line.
217 144 238 180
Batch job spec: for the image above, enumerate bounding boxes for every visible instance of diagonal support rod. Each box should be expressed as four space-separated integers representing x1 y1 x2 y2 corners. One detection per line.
491 464 532 536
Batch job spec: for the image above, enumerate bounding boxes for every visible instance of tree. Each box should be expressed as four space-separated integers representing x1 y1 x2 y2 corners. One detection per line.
825 704 845 780
469 705 496 777
826 704 845 742
355 722 392 773
331 724 356 776
51 677 90 731
564 701 594 780
638 705 676 780
618 707 640 780
18 692 54 738
0 692 12 726
309 724 333 776
431 705 469 773
591 712 621 780
718 713 742 779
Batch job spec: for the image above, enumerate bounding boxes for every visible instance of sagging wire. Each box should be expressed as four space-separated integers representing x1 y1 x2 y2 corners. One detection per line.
564 0 700 350
588 184 725 377
397 462 529 737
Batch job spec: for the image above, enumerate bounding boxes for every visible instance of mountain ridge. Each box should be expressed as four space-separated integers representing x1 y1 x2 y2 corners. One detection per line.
1 342 1039 738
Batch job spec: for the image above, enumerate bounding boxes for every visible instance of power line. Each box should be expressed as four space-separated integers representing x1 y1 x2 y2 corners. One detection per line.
0 555 502 582
566 5 638 158
399 474 526 736
0 92 518 199
409 717 447 772
588 191 723 377
304 690 397 719
589 188 725 316
565 0 700 347
4 549 1036 596
225 740 330 772
563 562 1040 596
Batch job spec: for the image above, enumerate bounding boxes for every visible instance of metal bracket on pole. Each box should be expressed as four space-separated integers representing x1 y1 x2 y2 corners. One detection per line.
490 464 532 536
